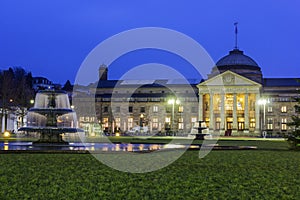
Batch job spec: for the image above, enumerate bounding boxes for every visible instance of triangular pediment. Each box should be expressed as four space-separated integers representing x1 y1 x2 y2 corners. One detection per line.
198 70 262 87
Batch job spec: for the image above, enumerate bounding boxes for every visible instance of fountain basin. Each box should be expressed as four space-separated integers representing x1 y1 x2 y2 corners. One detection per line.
18 90 83 145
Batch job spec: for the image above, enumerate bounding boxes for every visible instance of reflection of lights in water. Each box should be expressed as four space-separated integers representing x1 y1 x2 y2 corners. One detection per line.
163 144 186 149
115 144 120 151
150 144 160 151
4 142 9 150
127 144 133 152
139 144 144 151
0 142 190 151
102 147 108 151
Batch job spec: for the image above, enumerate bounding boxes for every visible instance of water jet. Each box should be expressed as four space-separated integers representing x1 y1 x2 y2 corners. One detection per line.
18 90 83 145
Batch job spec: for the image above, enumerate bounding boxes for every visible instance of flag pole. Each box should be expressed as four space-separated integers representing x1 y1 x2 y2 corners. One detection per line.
234 22 238 49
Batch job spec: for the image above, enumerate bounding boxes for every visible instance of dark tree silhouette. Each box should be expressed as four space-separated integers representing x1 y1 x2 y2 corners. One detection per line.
286 94 300 150
0 67 35 131
62 80 73 91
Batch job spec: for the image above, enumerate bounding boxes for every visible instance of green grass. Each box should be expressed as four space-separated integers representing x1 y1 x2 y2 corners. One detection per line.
0 141 299 199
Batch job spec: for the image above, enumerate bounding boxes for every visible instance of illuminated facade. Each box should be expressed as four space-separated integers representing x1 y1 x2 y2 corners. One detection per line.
74 49 300 136
198 49 300 136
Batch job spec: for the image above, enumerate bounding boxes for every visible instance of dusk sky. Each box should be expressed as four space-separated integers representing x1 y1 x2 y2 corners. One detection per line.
0 0 300 85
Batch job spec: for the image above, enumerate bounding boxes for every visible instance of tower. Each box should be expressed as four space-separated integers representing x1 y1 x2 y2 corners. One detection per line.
99 64 108 80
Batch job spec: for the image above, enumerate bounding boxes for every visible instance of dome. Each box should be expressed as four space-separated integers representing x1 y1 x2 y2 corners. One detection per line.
216 49 259 67
208 48 263 83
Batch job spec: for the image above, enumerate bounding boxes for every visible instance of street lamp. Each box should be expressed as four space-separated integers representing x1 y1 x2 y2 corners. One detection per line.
168 98 180 135
258 98 270 137
140 114 144 127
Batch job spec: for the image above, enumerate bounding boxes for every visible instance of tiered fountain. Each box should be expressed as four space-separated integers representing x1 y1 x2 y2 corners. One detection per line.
19 90 82 145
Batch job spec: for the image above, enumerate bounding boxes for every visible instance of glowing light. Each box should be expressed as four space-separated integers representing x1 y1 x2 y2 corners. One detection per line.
3 131 10 138
168 99 174 104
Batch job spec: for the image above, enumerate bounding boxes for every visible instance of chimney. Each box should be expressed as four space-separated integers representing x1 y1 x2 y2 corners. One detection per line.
99 64 108 80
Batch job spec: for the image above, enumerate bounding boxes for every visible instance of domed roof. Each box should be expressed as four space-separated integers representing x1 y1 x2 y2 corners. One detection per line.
208 48 263 83
216 49 259 67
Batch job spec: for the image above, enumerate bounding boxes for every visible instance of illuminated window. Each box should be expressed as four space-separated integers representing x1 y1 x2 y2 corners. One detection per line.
205 117 210 128
178 117 184 130
237 96 244 111
281 118 287 131
267 124 273 130
153 118 158 129
165 117 171 123
238 117 245 131
267 118 273 130
178 106 184 113
103 118 109 128
281 106 287 113
281 124 287 131
267 106 273 113
90 117 95 122
250 118 255 128
153 105 159 113
225 94 233 111
128 118 133 129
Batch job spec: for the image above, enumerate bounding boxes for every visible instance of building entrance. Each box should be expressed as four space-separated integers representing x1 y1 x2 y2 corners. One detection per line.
227 122 232 130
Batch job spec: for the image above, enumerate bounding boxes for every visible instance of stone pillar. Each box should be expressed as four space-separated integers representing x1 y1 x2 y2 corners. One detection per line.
232 93 237 133
255 93 260 134
209 93 214 132
244 93 249 133
220 93 225 134
198 94 203 121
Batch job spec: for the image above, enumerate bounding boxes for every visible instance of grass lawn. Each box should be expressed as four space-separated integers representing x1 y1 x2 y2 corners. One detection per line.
0 140 300 199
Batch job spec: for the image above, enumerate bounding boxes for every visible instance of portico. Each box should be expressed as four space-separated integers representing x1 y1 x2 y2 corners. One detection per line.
198 70 262 135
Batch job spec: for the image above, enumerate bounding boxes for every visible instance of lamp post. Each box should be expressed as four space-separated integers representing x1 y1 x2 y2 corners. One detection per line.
258 98 269 137
140 114 144 132
168 98 180 135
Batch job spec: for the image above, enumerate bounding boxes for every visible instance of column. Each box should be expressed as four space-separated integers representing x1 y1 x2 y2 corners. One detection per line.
220 93 225 131
255 93 260 134
232 93 237 131
244 93 249 131
1 114 5 133
198 93 203 121
209 93 214 131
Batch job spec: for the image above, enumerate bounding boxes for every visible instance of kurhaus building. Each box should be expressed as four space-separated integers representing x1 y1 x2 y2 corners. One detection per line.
75 47 300 137
198 48 300 136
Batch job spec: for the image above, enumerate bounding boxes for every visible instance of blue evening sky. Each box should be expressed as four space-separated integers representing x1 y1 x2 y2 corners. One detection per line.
0 0 299 85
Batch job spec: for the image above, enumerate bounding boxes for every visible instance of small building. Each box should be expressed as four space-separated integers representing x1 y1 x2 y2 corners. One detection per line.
32 77 54 91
